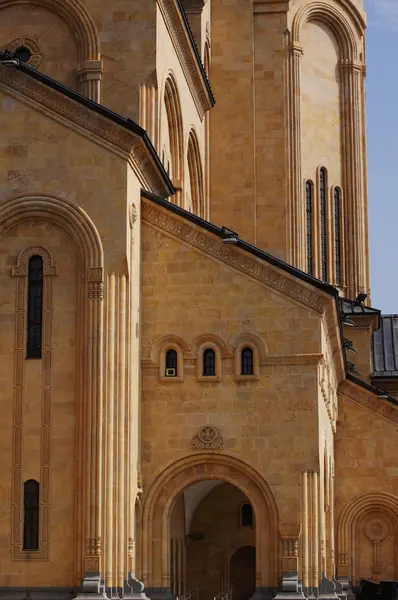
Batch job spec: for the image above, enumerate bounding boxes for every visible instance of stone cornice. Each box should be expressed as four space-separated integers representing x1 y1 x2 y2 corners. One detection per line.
157 0 214 119
141 198 346 380
0 64 173 198
339 379 398 425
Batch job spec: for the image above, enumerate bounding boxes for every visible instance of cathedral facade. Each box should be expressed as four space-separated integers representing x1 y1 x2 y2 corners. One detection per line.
0 1 397 600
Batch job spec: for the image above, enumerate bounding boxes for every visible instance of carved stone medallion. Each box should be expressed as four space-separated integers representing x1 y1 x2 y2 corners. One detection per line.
192 425 223 450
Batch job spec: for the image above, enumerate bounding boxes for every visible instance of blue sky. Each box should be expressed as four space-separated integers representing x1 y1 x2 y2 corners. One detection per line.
366 0 398 312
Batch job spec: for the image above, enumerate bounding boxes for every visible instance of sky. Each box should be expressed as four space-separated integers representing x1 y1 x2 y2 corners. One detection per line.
366 0 398 313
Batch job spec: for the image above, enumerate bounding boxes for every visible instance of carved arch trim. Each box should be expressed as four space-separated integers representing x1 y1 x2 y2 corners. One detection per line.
187 127 204 218
232 331 268 362
141 453 279 589
150 334 190 362
13 245 57 277
291 2 360 61
191 333 232 358
337 492 398 585
164 73 184 205
0 0 100 61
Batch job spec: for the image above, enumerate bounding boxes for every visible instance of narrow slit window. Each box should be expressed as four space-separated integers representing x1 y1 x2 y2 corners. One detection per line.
306 181 313 276
241 503 253 527
165 349 178 377
23 480 39 550
27 256 44 359
203 348 216 376
319 168 328 282
241 347 254 376
334 187 342 286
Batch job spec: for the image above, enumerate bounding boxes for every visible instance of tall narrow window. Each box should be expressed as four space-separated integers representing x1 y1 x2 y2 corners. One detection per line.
319 168 328 282
23 480 39 550
306 181 313 276
241 503 253 527
27 256 43 358
203 348 216 376
334 187 342 286
241 347 254 376
165 349 178 377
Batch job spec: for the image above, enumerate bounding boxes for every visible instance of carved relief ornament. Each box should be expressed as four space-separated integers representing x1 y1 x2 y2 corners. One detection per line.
192 425 224 450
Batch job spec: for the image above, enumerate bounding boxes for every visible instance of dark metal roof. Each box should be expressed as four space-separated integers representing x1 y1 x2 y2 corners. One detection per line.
341 298 381 316
0 50 175 196
372 315 398 376
176 0 215 106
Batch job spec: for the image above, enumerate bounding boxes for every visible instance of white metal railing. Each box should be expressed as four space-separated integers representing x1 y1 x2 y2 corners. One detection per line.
178 588 199 600
214 589 231 600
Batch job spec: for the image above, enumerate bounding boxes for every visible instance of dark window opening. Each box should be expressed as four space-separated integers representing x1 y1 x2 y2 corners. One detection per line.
203 348 216 376
14 46 32 63
241 347 254 376
306 181 313 276
319 168 328 282
23 480 39 550
241 503 253 527
27 256 43 359
334 188 342 286
165 349 178 376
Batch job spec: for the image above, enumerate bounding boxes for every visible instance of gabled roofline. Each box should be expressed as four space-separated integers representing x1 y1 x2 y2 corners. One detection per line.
0 51 175 197
175 0 215 104
346 373 398 408
142 190 339 297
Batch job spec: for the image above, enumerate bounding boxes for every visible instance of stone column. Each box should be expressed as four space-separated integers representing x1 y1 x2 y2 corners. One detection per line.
274 524 305 600
287 41 304 270
76 268 106 598
77 60 103 103
340 60 368 299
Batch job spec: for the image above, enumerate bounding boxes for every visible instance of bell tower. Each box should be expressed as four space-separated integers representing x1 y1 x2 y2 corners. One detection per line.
209 0 369 300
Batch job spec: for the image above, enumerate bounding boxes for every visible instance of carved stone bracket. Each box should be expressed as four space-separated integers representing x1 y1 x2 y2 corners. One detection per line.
192 425 223 450
88 267 104 300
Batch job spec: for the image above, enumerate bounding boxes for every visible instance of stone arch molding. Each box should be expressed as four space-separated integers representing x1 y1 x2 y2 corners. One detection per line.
140 453 279 590
337 492 398 584
0 194 103 270
291 1 361 61
13 245 57 277
0 0 102 99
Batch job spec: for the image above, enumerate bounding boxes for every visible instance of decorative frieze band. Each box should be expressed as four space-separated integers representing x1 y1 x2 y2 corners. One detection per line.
142 201 326 314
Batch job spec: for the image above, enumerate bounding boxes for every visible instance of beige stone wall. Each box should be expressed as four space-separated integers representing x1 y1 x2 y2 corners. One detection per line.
141 216 324 530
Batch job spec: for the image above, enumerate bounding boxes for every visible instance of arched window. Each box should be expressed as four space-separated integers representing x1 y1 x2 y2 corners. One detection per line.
27 256 44 358
334 187 342 286
164 77 184 205
305 181 313 276
319 168 328 282
187 130 204 217
241 347 254 376
165 349 178 377
23 480 39 550
241 502 253 527
203 348 216 376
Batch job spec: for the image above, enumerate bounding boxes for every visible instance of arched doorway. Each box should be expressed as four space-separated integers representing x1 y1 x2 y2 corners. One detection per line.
230 546 256 600
140 454 279 598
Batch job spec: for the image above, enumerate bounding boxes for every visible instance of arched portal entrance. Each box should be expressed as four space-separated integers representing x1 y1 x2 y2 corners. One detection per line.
140 454 279 599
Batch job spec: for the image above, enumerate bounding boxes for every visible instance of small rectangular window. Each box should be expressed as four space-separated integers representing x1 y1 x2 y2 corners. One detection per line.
23 480 39 550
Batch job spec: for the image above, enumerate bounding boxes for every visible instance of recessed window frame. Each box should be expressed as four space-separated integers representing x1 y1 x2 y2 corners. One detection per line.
333 186 343 287
234 342 260 382
23 479 40 551
305 180 314 276
240 502 254 528
197 342 222 382
26 255 44 359
159 344 184 382
319 167 328 283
